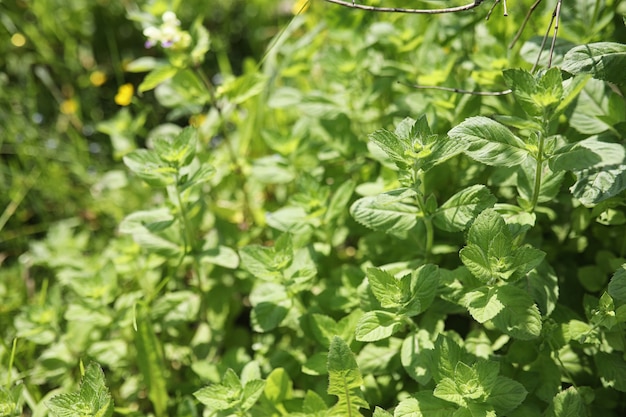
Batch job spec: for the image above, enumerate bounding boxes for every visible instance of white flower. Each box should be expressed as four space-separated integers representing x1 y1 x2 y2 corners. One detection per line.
143 11 188 49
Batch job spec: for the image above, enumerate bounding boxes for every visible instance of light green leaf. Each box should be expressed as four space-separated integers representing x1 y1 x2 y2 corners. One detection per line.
153 126 196 168
449 117 529 167
249 283 291 332
241 379 265 411
526 262 559 316
562 42 626 84
217 72 267 104
367 268 404 309
355 310 403 342
373 406 394 417
308 314 339 348
327 336 369 416
402 264 439 316
543 387 587 417
433 377 465 406
251 155 296 184
350 188 419 238
325 180 356 224
123 149 176 187
433 185 497 232
134 304 168 417
303 390 328 414
394 392 457 417
401 330 434 385
460 286 505 323
46 363 114 417
486 376 527 414
263 368 292 404
369 128 410 169
194 370 241 411
138 65 178 93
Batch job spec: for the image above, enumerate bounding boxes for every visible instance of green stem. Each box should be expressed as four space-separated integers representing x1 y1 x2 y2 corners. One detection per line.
174 180 193 257
530 131 546 211
414 172 433 257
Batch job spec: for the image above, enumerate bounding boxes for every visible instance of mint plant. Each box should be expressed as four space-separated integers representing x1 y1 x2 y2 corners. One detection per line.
3 1 626 417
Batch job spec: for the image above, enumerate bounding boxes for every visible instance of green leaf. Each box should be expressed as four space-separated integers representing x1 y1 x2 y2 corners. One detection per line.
241 379 265 411
569 164 626 206
460 286 505 323
308 314 339 348
595 352 626 392
324 180 356 225
369 128 410 170
372 406 393 417
402 264 440 316
401 330 434 385
526 262 559 316
503 68 564 117
433 185 497 232
153 126 197 168
492 285 542 340
249 283 291 332
486 376 527 414
217 72 267 104
394 392 457 417
367 268 404 309
550 138 626 172
123 149 176 187
562 42 626 85
194 369 241 411
327 336 369 416
350 188 419 239
134 304 168 417
449 117 529 167
303 390 328 414
433 377 466 406
430 333 467 382
138 65 179 93
263 368 292 404
46 363 114 417
608 264 626 304
355 310 403 342
543 387 587 417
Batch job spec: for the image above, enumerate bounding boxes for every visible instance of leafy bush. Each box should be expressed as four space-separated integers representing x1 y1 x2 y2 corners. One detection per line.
2 0 626 416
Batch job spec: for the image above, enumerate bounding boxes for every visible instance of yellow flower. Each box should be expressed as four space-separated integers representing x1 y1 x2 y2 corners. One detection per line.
292 0 309 14
60 99 77 115
115 83 134 106
189 114 206 127
90 71 107 87
11 33 26 47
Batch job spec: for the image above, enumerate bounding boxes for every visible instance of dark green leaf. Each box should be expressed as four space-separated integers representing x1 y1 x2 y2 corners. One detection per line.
492 285 542 340
543 387 587 417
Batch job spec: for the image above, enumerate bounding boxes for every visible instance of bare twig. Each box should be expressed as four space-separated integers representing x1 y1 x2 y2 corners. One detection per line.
548 0 562 67
399 81 512 95
509 0 543 49
323 0 485 14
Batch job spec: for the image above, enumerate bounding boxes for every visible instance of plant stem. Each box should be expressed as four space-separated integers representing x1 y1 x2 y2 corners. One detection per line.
174 180 193 256
530 131 546 211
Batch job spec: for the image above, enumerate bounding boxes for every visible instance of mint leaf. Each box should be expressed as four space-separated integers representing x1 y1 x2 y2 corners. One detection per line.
372 406 393 417
486 376 527 414
402 264 439 316
263 368 292 404
543 387 587 417
433 185 497 232
47 363 114 417
194 369 242 411
492 285 542 340
350 188 419 238
327 336 369 416
401 330 435 385
395 392 457 417
355 310 403 342
448 117 529 167
608 264 626 304
562 42 626 84
595 352 626 392
461 286 505 323
123 149 177 187
366 268 404 309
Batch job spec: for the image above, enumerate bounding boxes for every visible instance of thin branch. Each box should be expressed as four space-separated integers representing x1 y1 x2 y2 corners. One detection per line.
399 81 512 95
531 3 556 72
323 0 485 14
548 0 562 67
509 0 543 49
486 0 500 20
